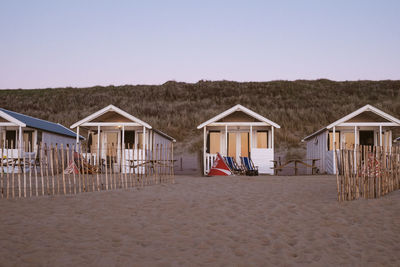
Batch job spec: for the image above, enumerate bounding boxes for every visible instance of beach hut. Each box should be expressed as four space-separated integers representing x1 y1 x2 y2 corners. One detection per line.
70 105 175 173
0 108 80 158
302 104 400 174
197 104 280 175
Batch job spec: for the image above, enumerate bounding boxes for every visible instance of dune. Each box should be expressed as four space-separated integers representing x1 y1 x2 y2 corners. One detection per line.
0 175 399 266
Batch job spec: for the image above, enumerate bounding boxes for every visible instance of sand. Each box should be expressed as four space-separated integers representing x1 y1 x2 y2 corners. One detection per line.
0 175 399 266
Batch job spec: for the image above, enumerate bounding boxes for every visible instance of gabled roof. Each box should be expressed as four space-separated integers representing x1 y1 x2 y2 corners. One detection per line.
326 104 400 129
0 108 80 139
197 104 281 129
302 104 400 142
70 105 152 129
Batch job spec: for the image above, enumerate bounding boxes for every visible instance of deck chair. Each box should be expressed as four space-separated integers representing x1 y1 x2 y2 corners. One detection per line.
240 156 258 176
224 156 244 175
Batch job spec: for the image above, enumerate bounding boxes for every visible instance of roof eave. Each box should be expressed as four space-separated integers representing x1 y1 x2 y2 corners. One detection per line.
326 104 400 129
197 104 280 129
0 110 26 127
302 127 328 142
70 105 152 129
152 128 176 142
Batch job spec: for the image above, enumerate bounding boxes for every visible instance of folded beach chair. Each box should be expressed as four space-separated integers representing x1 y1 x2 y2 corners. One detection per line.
240 156 258 176
224 156 244 175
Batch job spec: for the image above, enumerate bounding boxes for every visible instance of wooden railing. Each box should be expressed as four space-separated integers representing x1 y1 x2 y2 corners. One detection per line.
204 153 217 175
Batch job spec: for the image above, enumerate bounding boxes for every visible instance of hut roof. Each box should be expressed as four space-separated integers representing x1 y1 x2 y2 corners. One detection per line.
302 104 400 142
197 104 280 129
0 108 80 139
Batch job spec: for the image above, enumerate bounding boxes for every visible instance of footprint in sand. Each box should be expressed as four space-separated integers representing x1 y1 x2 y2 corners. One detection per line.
287 239 298 247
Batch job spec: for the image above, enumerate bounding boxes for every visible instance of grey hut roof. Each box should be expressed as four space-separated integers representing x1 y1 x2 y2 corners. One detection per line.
0 108 81 139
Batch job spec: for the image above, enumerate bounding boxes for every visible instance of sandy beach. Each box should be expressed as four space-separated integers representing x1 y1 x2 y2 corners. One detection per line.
0 175 399 266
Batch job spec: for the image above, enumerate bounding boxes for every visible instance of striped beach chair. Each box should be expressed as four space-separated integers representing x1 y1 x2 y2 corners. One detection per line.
224 156 244 175
240 156 258 176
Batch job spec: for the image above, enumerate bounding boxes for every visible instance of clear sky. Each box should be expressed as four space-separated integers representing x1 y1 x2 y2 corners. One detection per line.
0 0 399 89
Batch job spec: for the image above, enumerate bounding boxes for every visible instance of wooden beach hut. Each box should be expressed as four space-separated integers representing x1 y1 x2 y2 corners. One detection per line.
0 108 80 158
197 104 280 175
70 105 175 174
302 104 400 174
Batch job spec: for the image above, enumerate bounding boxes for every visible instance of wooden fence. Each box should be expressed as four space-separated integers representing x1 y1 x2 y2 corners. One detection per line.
335 145 400 201
0 141 174 199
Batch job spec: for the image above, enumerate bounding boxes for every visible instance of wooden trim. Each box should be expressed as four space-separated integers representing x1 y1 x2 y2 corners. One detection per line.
197 104 281 129
208 122 270 127
81 122 143 127
0 110 26 127
0 122 23 127
305 105 400 141
224 125 228 156
70 104 152 129
336 122 398 127
327 104 400 129
271 127 274 151
249 125 252 154
203 127 206 175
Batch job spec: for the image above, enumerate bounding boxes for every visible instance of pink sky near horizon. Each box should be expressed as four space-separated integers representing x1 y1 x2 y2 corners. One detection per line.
1 0 399 89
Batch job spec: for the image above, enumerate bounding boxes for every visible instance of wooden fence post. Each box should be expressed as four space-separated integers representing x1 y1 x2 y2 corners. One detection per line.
172 142 175 184
0 145 3 198
18 140 21 198
6 142 10 198
66 144 70 194
11 140 15 198
55 144 60 194
39 143 44 196
23 141 27 198
28 142 32 197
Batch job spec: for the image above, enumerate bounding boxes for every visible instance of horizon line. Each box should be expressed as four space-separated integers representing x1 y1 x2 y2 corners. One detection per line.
1 78 399 90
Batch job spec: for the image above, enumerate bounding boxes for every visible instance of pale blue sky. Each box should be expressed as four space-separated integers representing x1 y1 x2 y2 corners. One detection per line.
0 0 399 89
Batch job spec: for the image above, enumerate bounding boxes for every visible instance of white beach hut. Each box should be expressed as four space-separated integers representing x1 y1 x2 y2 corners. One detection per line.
197 104 280 175
0 108 80 158
70 105 175 173
302 104 400 174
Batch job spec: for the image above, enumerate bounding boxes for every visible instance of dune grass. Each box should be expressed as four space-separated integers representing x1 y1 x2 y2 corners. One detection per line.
1 79 399 151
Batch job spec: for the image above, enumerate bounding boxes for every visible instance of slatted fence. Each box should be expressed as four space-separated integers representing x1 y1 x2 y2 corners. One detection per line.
0 141 174 199
335 145 400 201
